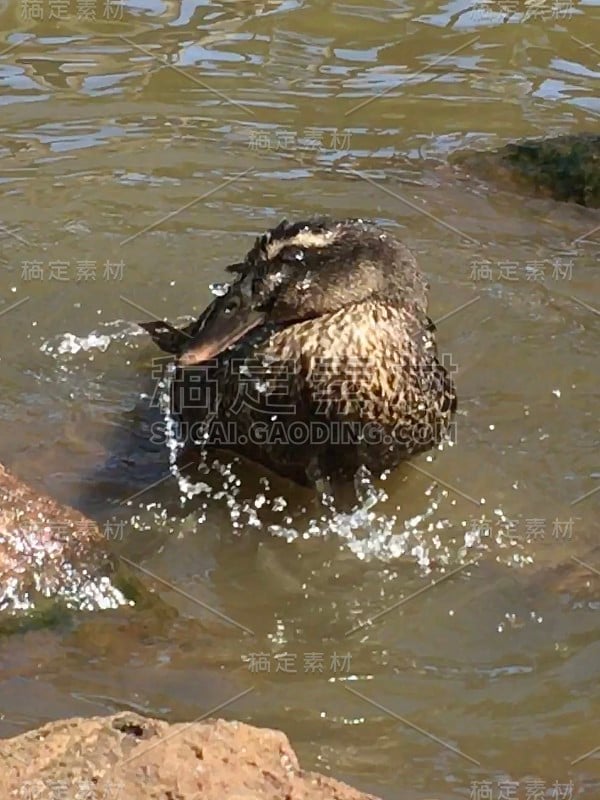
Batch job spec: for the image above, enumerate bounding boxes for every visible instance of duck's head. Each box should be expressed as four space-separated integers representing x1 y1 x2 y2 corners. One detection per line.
173 217 427 366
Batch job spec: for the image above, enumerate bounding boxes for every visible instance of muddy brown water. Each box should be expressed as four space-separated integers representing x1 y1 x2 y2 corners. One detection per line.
0 1 598 798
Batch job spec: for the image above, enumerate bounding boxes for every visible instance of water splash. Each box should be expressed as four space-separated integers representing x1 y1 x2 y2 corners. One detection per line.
209 282 230 297
40 320 147 359
40 322 517 572
0 525 130 614
155 363 486 567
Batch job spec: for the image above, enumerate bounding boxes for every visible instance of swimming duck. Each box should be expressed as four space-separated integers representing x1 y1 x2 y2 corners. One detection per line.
140 218 456 487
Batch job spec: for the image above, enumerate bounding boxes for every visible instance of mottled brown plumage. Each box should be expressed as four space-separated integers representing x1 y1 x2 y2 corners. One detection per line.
140 218 456 487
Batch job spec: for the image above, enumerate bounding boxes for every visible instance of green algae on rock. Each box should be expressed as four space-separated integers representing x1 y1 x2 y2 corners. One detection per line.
452 133 600 207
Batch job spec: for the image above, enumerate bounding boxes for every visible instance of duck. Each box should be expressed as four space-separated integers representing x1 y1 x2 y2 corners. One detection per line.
139 217 457 488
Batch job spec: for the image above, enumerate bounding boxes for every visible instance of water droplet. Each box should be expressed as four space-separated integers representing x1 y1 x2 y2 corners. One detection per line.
210 282 230 297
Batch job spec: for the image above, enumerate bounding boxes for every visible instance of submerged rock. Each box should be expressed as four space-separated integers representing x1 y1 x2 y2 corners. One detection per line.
0 712 381 799
0 463 131 623
530 545 600 601
452 133 600 207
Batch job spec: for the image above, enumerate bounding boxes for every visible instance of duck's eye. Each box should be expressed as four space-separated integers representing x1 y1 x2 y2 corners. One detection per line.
281 247 304 263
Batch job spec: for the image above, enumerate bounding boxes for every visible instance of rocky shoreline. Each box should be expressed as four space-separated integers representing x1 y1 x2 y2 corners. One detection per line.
0 713 380 799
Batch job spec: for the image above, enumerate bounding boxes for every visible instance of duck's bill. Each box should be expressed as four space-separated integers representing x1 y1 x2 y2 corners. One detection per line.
138 320 188 354
178 307 266 365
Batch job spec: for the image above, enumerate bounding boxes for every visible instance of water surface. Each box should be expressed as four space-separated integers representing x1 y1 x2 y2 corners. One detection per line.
0 1 599 797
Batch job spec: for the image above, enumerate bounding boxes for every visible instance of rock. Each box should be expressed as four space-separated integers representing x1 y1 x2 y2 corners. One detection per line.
529 546 600 601
0 712 381 799
0 463 131 623
451 133 600 207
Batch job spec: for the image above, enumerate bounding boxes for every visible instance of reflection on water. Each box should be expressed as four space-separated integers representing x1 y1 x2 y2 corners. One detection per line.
0 0 599 797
